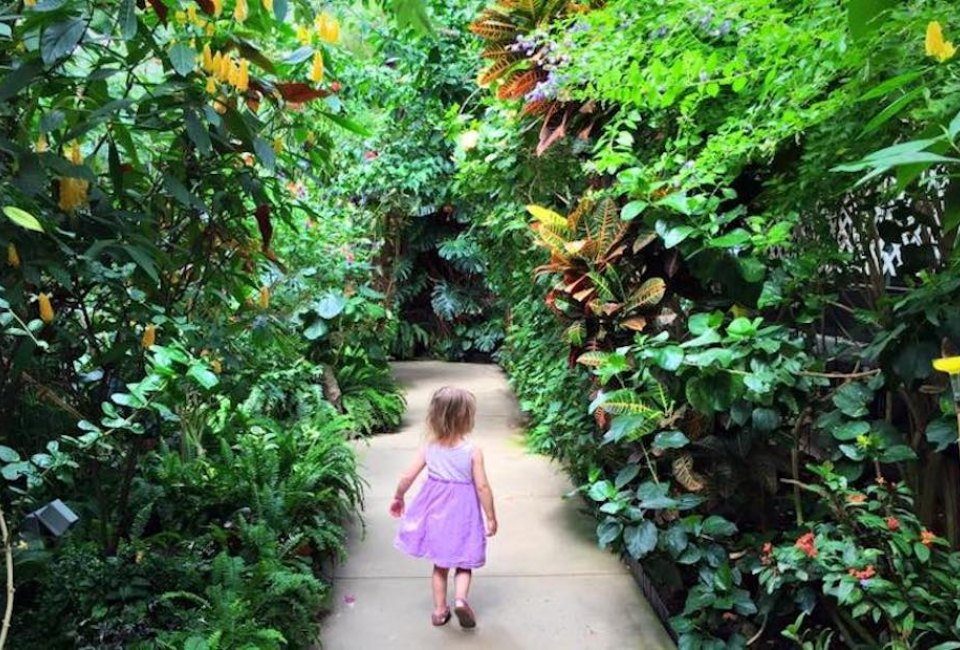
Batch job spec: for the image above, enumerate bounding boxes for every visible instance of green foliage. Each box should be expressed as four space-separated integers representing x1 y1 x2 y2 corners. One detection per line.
454 0 960 645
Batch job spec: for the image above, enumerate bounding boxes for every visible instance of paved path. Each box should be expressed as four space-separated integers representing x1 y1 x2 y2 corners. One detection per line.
321 361 674 650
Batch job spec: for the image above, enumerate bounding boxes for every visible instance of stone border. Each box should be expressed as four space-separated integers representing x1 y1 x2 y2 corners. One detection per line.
622 554 678 646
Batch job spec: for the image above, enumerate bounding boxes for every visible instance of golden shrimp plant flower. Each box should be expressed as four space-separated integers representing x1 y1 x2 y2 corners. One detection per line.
7 243 20 268
310 52 324 83
926 21 956 62
934 355 960 460
234 0 248 23
38 293 54 323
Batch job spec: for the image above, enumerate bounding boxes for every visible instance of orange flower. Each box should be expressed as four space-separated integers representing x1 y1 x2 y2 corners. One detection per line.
847 565 875 580
847 493 867 505
141 323 156 349
212 0 222 16
921 528 937 548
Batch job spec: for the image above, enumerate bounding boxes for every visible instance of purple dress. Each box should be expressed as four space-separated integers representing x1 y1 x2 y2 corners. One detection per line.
394 440 486 569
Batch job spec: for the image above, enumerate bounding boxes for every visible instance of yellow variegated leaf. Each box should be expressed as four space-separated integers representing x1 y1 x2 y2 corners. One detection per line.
526 204 569 229
672 454 705 492
576 351 608 367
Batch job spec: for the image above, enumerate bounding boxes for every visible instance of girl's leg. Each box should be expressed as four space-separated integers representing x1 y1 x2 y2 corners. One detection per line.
454 568 472 602
432 565 450 614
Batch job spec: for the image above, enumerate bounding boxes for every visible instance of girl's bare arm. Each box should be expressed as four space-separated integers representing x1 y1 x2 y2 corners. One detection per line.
472 447 497 536
390 447 426 517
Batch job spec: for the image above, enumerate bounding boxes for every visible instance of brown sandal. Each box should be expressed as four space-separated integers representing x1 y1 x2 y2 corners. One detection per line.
454 600 476 628
431 607 451 626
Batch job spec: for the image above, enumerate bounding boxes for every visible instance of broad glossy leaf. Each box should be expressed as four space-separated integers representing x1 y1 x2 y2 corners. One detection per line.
169 43 196 76
3 206 44 232
41 18 86 65
119 0 138 39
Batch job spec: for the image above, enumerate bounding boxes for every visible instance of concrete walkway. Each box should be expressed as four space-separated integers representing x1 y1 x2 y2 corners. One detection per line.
321 361 674 649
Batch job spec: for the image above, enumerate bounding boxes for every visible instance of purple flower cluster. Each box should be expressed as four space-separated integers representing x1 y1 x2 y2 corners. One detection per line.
526 69 565 102
689 8 741 38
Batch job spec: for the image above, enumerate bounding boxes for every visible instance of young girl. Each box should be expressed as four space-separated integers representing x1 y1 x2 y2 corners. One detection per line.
390 386 498 629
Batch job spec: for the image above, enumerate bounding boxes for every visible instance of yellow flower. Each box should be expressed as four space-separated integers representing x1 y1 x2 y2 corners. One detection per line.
141 323 156 349
34 134 48 153
934 356 960 375
68 141 82 165
259 286 270 309
315 13 340 44
926 21 956 62
310 51 324 84
23 0 36 7
211 51 223 78
218 53 232 82
211 358 222 374
228 59 240 87
202 43 213 71
58 177 89 212
234 0 248 23
7 243 20 268
38 292 54 323
297 24 312 45
236 58 249 92
205 76 217 94
262 0 273 12
174 10 187 25
187 5 197 24
273 136 284 154
206 22 216 36
212 0 222 16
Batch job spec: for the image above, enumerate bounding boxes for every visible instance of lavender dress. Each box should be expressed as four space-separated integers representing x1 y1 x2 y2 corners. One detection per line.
394 441 486 569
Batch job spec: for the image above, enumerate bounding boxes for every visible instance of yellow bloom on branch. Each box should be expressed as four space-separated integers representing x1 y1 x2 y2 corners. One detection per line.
310 51 324 83
259 286 270 309
926 21 956 62
68 141 82 165
141 323 156 349
262 0 273 12
934 356 960 375
234 0 248 23
187 4 197 24
297 24 312 45
174 10 187 25
236 58 249 92
206 76 217 94
315 13 340 44
38 293 54 323
202 43 213 71
59 177 89 212
34 134 48 153
7 243 20 268
212 0 222 17
273 136 284 154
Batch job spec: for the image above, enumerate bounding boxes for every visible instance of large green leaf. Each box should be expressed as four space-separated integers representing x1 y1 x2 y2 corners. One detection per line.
624 521 658 559
169 43 196 77
3 206 44 232
119 0 138 39
41 18 86 65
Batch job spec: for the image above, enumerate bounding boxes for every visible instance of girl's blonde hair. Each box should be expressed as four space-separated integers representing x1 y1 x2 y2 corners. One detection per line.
427 386 476 442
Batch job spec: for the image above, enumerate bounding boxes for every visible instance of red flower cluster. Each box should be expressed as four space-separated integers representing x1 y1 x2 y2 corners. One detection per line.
848 565 876 580
921 528 937 548
795 532 817 558
886 516 900 532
